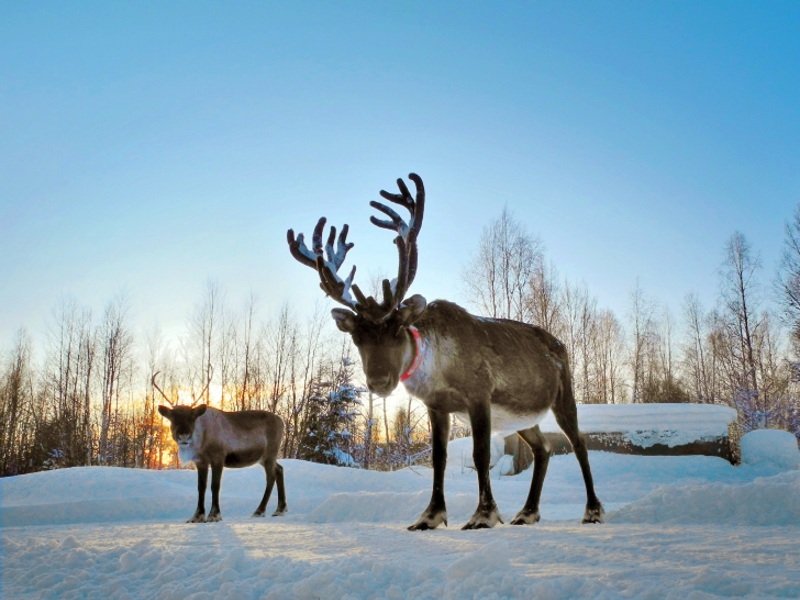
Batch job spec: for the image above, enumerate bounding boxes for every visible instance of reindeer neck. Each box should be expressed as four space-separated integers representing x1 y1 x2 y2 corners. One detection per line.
400 326 423 381
398 300 480 400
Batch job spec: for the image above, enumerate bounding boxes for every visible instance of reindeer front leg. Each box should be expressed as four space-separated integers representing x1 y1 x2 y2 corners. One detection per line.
206 463 223 522
408 408 449 530
189 463 208 523
463 403 503 530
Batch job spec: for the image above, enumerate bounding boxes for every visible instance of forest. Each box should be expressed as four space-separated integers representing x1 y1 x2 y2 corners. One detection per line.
2 203 799 477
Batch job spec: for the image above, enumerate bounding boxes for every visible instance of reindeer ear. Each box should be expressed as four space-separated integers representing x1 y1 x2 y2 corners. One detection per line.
331 308 358 333
195 404 208 417
397 294 427 325
157 406 172 419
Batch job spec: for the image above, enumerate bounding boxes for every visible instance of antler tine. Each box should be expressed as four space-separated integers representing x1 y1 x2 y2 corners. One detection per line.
351 279 397 321
370 201 409 237
318 257 358 307
324 224 354 270
372 173 425 237
191 367 214 407
287 217 359 311
151 371 174 408
287 229 318 269
365 173 425 319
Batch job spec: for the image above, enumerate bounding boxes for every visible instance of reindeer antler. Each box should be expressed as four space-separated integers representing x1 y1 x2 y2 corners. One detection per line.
287 173 424 322
288 219 358 310
191 367 214 407
152 371 174 407
363 173 425 321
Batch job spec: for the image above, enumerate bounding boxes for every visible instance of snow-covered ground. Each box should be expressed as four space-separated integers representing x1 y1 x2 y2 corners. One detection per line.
2 430 799 599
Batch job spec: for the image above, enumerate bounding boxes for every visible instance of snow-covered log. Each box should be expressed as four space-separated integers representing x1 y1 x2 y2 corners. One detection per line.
505 404 739 472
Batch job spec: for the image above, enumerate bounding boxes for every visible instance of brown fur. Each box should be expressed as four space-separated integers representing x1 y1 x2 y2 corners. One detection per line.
158 405 287 523
339 297 604 530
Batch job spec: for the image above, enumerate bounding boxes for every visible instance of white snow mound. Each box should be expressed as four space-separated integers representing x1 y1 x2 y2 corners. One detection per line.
740 429 800 470
447 433 507 469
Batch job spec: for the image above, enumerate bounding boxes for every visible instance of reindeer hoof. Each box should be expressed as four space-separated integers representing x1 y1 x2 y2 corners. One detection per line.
510 509 541 525
206 513 222 523
408 511 447 531
582 504 605 524
408 521 441 531
252 511 266 518
462 506 503 530
271 507 287 517
187 513 206 523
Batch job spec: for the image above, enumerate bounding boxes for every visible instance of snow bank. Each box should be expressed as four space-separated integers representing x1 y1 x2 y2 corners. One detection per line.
609 470 800 525
740 429 800 470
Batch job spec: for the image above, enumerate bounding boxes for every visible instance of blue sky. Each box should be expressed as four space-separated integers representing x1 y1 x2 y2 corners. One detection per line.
2 1 799 350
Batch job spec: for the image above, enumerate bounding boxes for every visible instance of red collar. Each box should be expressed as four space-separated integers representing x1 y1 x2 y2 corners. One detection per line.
400 326 423 381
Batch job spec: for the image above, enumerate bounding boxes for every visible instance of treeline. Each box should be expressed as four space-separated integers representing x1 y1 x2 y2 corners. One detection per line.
464 205 800 439
0 285 429 477
2 203 800 476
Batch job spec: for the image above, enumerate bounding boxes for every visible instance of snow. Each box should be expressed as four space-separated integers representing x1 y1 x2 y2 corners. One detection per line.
448 433 508 468
740 428 800 470
2 439 799 598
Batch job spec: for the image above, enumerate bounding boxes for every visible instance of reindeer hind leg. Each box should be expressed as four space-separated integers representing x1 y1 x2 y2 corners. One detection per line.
552 380 604 524
510 425 550 525
272 462 287 515
253 458 277 517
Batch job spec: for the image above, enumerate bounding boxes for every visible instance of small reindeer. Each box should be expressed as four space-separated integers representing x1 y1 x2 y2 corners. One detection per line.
288 173 603 530
154 373 287 523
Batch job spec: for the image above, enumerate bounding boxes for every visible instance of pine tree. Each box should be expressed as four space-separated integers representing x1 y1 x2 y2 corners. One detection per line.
297 350 363 467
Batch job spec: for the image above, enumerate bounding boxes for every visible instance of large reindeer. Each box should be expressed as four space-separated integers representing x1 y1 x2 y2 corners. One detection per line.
288 173 603 530
154 373 287 523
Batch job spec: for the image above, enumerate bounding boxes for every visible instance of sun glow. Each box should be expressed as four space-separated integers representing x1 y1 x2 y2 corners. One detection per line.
175 383 224 408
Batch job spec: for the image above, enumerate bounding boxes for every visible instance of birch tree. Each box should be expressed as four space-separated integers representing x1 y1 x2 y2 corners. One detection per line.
464 207 543 321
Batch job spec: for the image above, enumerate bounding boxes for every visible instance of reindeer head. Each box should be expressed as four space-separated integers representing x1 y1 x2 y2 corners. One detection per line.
158 404 208 446
288 174 427 397
153 372 211 446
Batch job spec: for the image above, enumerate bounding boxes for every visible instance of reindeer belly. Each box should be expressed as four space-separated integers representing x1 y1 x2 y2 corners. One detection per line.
492 405 548 434
454 406 548 435
224 448 264 468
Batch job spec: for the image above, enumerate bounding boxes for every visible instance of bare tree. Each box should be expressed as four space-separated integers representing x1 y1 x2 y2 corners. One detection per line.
235 293 260 410
463 206 543 321
559 279 598 403
627 280 656 403
218 302 237 411
776 202 800 353
594 309 625 404
142 324 174 468
362 391 376 469
719 231 762 408
268 303 295 414
185 279 223 404
281 304 328 457
528 259 563 333
98 292 134 463
44 296 96 467
682 293 716 404
0 329 36 474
